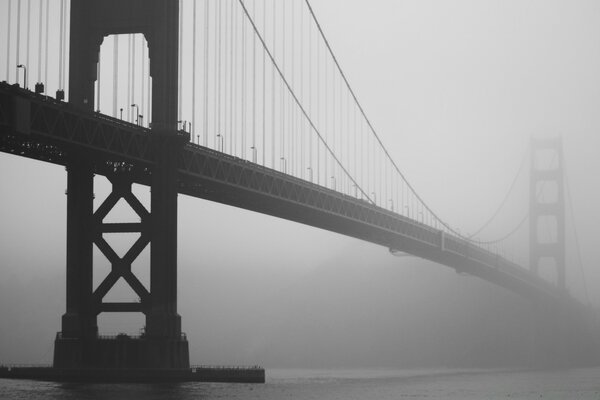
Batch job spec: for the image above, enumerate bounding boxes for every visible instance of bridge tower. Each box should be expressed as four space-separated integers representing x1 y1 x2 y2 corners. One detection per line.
54 0 189 368
529 137 566 290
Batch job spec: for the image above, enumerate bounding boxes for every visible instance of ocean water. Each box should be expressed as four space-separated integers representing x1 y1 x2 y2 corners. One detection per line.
1 367 599 399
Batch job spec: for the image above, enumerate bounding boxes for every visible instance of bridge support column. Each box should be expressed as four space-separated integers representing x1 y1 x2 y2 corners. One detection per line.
54 157 98 368
53 0 188 370
55 166 189 368
529 137 565 289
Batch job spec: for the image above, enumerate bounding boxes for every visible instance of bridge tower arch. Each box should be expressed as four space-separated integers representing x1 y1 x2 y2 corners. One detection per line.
55 0 189 368
529 137 566 290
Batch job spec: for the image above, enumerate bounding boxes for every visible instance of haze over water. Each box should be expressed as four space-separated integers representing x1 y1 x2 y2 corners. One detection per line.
2 368 600 399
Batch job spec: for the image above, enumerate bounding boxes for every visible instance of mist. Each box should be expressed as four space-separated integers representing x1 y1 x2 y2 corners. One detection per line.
2 0 600 370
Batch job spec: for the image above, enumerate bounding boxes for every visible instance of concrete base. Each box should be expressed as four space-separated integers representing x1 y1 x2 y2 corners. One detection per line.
0 366 265 383
53 334 189 369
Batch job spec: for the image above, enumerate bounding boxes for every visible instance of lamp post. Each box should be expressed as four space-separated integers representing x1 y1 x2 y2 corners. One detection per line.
216 133 224 152
307 166 313 183
280 157 287 173
250 146 257 163
330 176 336 191
120 108 124 120
17 64 27 89
131 104 139 124
178 120 190 132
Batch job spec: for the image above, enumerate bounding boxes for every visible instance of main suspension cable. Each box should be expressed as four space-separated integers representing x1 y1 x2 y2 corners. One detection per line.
304 0 469 238
468 149 529 238
236 0 373 203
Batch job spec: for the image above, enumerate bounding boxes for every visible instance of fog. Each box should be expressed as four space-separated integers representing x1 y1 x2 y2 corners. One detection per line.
2 0 600 368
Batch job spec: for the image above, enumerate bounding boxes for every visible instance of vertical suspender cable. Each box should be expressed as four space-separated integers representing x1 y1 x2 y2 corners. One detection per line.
127 34 131 121
57 0 63 89
113 36 118 117
316 15 320 184
353 96 356 195
229 0 235 153
222 0 227 149
221 1 231 153
37 0 42 83
17 0 22 79
217 0 222 149
132 33 136 121
6 0 12 82
61 0 67 92
215 0 220 148
323 42 327 185
262 0 266 166
26 0 31 88
178 0 182 123
300 2 304 178
331 61 336 187
238 0 373 200
204 0 209 146
252 0 256 161
192 0 197 139
308 2 312 178
271 0 276 169
64 0 68 91
240 3 246 157
290 0 295 175
280 0 285 170
232 2 237 154
44 0 49 87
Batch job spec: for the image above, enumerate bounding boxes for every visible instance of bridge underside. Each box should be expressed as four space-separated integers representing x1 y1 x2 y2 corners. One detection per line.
1 83 599 367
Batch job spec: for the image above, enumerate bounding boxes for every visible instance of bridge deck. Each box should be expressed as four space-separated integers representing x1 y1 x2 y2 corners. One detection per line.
0 82 578 306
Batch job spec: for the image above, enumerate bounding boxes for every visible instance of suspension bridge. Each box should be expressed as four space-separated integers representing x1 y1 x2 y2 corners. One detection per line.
0 0 598 378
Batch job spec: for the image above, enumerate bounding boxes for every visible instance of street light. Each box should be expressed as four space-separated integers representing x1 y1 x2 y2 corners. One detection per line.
389 199 394 212
131 104 139 124
307 166 313 183
119 108 124 120
330 176 336 190
280 157 287 173
17 64 27 89
216 133 224 152
138 115 144 127
178 120 189 132
250 146 257 163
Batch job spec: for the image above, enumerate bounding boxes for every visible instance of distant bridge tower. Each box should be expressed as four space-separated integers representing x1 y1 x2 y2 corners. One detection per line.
54 0 189 368
529 137 566 290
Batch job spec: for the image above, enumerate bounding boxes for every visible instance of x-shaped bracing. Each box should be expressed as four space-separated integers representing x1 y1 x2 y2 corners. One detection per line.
92 174 151 315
